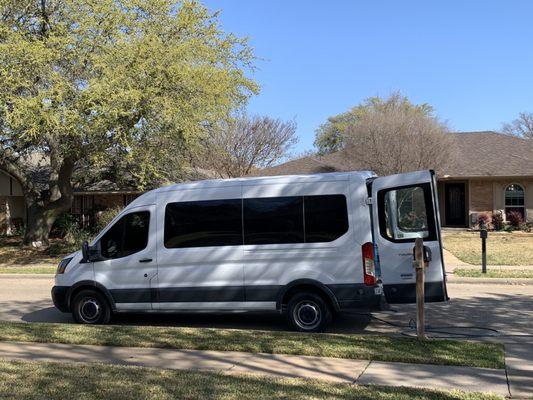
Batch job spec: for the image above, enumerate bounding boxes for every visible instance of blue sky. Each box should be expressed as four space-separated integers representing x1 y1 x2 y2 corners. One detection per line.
203 0 533 154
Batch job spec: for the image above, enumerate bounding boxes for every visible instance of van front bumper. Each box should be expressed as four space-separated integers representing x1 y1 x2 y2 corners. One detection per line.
51 286 70 312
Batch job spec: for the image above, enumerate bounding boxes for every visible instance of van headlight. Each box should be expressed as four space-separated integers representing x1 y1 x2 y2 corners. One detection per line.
56 257 73 274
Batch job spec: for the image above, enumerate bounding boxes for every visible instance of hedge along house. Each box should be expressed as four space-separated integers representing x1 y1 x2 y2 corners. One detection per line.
253 132 533 228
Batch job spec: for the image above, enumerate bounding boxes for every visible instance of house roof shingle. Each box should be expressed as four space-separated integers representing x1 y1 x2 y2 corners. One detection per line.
255 131 533 178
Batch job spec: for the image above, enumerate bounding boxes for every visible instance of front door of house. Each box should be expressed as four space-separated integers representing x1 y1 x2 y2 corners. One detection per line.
445 183 466 226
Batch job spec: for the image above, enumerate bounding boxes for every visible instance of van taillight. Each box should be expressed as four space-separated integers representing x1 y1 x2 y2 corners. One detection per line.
362 242 376 286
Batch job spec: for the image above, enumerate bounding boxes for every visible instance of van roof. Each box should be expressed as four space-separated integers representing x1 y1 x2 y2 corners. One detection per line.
151 170 376 193
123 170 376 209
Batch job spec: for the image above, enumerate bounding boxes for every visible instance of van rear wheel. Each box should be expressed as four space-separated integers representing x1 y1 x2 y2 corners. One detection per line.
72 290 111 325
286 292 331 333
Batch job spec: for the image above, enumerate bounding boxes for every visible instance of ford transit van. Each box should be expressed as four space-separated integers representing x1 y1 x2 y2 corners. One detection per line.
52 170 447 332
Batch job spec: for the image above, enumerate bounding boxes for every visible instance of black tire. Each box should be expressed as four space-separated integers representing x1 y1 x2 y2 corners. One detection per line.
71 289 111 325
286 292 332 333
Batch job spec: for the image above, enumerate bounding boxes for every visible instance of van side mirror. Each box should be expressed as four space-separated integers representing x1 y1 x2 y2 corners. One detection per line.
82 241 90 262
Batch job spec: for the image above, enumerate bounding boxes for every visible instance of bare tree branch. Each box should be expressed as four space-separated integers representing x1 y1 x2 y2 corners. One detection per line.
502 112 533 139
195 114 298 178
342 96 456 176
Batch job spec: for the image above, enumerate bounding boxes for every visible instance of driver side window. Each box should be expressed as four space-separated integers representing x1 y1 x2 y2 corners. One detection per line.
100 211 150 259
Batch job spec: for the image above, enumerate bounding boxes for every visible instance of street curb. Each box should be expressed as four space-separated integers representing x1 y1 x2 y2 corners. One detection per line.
0 274 54 279
447 276 533 285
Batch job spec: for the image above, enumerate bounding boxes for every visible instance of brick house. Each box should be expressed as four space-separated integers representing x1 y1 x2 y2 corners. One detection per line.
0 131 531 233
0 163 214 233
0 175 142 234
253 131 533 228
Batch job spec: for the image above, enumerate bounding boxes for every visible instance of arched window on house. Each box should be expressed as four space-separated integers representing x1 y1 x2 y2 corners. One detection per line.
505 184 525 221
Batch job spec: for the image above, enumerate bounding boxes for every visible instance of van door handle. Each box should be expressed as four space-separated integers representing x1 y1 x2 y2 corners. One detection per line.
139 258 153 263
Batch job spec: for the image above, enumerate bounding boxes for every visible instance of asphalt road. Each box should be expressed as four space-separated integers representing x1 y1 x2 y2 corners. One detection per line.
0 275 532 396
0 275 530 336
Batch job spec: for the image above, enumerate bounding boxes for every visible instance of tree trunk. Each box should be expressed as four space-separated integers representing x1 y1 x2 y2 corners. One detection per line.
23 201 66 246
22 155 75 247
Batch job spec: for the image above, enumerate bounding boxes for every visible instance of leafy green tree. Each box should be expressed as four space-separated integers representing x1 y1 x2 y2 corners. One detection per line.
314 92 434 154
0 0 257 245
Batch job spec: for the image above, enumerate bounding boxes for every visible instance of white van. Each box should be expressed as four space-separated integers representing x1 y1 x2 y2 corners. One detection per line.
52 170 448 332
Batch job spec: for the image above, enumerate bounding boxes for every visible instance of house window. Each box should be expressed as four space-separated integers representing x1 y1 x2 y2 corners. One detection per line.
123 194 139 206
505 184 525 221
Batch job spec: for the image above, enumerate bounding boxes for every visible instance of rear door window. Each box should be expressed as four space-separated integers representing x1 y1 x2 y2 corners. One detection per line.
378 183 436 242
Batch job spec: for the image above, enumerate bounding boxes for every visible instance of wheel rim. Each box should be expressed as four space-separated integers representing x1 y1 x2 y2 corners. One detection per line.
293 300 321 330
78 297 102 323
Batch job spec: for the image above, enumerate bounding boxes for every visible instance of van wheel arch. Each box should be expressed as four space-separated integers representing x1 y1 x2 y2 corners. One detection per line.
67 281 116 313
278 280 339 313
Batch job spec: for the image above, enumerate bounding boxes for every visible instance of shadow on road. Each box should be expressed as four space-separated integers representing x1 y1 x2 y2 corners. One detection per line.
16 303 373 333
0 288 530 339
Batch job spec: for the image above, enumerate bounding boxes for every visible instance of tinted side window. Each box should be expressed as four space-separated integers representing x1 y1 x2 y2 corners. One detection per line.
304 195 349 242
164 199 242 248
100 211 150 259
243 197 304 245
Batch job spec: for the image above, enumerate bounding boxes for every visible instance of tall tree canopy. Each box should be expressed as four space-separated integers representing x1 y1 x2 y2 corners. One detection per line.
0 0 258 244
314 92 434 155
341 93 455 176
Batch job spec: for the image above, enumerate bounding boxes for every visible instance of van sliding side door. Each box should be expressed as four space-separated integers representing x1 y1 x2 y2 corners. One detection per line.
371 170 448 304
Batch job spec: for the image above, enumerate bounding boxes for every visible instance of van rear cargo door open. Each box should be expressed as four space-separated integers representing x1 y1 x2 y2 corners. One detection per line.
371 170 448 304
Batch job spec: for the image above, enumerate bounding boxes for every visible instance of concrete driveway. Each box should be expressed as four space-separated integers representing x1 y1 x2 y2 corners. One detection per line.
0 275 532 397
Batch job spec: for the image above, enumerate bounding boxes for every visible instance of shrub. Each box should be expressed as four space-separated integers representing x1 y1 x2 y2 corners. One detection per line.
521 221 532 233
507 211 523 228
491 212 504 231
50 213 80 239
47 213 93 256
476 213 490 229
95 206 123 232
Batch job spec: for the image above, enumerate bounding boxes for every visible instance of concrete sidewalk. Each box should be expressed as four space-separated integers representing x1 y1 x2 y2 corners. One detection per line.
0 341 509 397
505 343 533 398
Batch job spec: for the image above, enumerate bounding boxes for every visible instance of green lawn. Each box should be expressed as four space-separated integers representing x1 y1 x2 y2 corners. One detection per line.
442 231 533 265
0 321 505 369
454 268 533 279
0 265 56 274
0 359 503 400
0 236 61 265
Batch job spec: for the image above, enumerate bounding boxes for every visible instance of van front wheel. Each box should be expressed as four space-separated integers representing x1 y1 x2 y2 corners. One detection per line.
287 292 331 333
72 290 111 325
